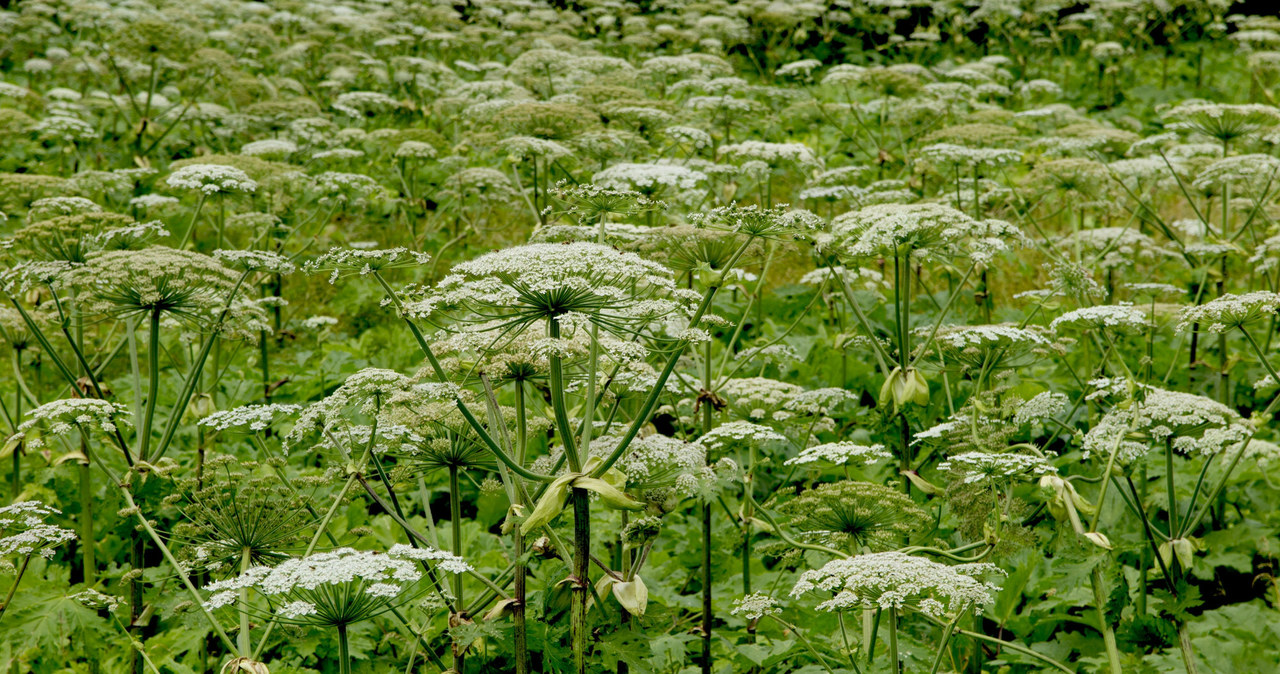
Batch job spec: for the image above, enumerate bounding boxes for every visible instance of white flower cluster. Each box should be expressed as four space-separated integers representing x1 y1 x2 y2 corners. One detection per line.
783 388 858 417
78 246 242 317
1224 438 1280 468
719 377 804 421
613 434 712 499
664 125 713 150
1176 291 1280 333
302 315 340 330
305 246 430 284
1163 103 1280 138
129 194 180 210
835 203 1012 262
35 115 94 142
1193 154 1280 191
1013 391 1070 426
199 404 303 433
1050 304 1148 333
730 592 782 620
166 164 258 195
919 143 1022 169
784 442 891 466
311 171 382 202
240 139 298 158
90 221 171 249
593 162 707 193
698 421 788 451
733 344 800 365
394 141 437 159
1057 227 1166 269
1083 385 1251 463
776 59 822 78
0 501 77 561
938 451 1057 484
204 545 467 625
17 398 129 448
286 368 414 451
790 552 1001 617
1125 283 1183 297
27 196 100 220
332 91 403 117
934 324 1048 349
408 242 694 328
498 135 572 161
213 249 297 274
314 423 427 457
718 141 820 168
387 543 473 574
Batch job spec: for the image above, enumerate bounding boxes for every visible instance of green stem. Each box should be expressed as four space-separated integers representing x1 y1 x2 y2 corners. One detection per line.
547 320 581 472
515 380 527 465
78 442 94 584
130 524 145 674
908 263 978 369
238 547 252 656
514 523 528 674
1090 566 1123 674
178 192 208 250
0 555 30 621
928 610 962 674
449 465 465 609
888 607 900 674
934 621 1074 673
1165 438 1179 538
252 437 371 660
117 487 236 654
571 488 592 674
138 309 160 462
1177 621 1200 674
767 616 840 674
337 623 351 674
701 337 714 674
152 272 252 462
834 271 892 374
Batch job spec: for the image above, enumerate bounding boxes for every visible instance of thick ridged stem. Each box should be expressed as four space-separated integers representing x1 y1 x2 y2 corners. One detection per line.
337 623 351 674
513 380 529 674
450 465 466 674
513 524 528 674
138 309 160 462
1177 621 1200 674
1090 566 1123 674
887 607 900 674
701 337 714 674
239 547 252 656
130 528 145 674
571 488 591 674
78 442 94 584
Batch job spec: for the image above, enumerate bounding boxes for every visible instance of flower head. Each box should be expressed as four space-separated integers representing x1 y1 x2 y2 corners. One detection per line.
1177 292 1280 333
0 501 77 562
166 165 258 195
1084 385 1250 463
204 546 467 626
790 552 1001 617
730 593 782 621
17 398 129 449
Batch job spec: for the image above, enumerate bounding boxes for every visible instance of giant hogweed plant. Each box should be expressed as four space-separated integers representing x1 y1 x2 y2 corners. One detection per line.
4 1 1280 673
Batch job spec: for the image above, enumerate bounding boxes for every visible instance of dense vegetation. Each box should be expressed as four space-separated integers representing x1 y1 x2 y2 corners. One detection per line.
3 0 1280 672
